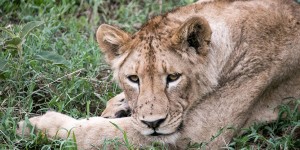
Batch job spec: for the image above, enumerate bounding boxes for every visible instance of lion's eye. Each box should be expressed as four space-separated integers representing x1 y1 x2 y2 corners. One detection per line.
128 75 139 83
167 73 181 83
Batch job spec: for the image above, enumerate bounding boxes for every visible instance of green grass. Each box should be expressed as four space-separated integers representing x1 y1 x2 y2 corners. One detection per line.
0 0 299 149
226 100 300 149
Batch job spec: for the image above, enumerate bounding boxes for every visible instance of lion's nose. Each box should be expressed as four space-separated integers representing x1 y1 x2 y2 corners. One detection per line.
141 118 165 129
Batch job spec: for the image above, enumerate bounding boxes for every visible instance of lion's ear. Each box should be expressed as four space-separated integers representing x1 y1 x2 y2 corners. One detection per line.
172 17 211 54
96 24 131 64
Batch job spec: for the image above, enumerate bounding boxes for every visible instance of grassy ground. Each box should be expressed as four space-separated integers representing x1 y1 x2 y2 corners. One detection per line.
0 0 299 149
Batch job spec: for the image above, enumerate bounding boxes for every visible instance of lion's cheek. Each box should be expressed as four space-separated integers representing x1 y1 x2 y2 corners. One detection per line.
169 78 195 110
121 84 139 107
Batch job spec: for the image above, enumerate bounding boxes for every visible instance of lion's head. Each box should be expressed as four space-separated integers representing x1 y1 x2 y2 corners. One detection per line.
96 16 218 141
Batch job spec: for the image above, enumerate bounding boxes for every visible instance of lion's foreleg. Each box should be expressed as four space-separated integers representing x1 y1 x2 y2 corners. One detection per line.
182 74 275 148
17 111 77 138
17 111 146 149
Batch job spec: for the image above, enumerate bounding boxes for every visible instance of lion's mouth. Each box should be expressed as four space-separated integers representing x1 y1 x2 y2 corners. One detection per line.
150 132 165 136
149 131 174 136
148 122 184 137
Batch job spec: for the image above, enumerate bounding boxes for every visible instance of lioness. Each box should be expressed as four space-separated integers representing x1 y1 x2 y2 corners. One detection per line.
17 0 300 149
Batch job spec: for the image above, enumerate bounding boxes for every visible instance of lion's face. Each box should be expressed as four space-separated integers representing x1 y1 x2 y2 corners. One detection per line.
97 16 217 140
118 46 192 137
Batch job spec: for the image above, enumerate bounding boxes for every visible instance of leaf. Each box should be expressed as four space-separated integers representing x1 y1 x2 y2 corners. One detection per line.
86 100 90 119
4 37 22 47
0 27 15 37
20 21 44 39
0 59 8 71
110 121 133 150
0 59 9 79
36 51 71 68
72 132 77 149
2 37 21 53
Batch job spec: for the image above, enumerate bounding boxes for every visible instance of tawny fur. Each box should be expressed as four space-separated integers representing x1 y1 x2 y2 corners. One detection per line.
101 92 130 118
17 0 300 149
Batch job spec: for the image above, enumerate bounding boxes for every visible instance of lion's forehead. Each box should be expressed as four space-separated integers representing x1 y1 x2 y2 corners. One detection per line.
124 37 183 75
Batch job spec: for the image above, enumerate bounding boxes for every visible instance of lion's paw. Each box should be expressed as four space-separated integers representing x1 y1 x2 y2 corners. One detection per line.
17 111 77 138
17 114 45 137
101 92 131 118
